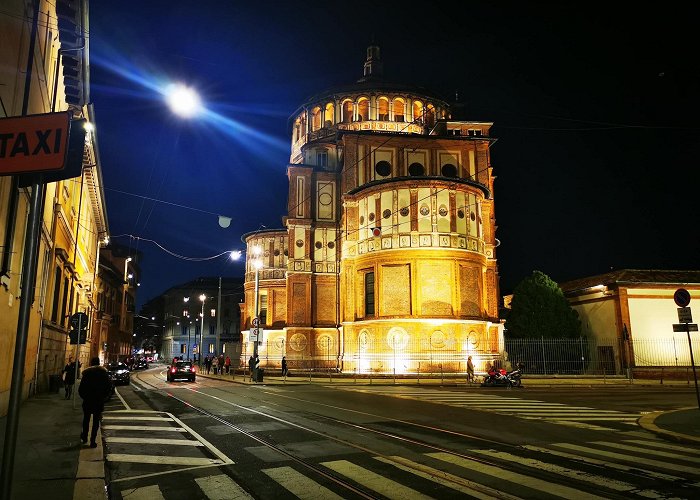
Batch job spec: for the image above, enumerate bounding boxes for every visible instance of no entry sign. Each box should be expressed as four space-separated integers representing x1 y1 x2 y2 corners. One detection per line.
674 288 691 308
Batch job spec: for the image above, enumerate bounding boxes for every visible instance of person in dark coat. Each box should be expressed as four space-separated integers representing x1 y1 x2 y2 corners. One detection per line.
281 356 288 378
78 357 112 448
62 356 80 400
248 355 255 381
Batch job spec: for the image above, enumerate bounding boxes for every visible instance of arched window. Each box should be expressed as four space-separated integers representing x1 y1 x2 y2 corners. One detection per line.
357 98 370 122
393 98 405 122
311 106 321 132
377 97 389 121
342 100 353 123
324 102 334 127
413 101 424 125
293 117 302 143
426 104 436 128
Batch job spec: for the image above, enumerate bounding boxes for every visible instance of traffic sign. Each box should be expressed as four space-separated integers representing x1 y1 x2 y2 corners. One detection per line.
70 312 88 329
252 317 260 328
674 288 691 308
678 307 693 324
673 323 699 332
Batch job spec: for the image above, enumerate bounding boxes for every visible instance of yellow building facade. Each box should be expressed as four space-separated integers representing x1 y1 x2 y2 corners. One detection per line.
243 46 503 374
0 0 109 415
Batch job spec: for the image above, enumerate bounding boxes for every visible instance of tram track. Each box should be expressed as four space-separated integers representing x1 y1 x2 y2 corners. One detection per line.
129 370 682 499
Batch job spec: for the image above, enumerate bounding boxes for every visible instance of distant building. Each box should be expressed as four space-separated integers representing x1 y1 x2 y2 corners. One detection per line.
155 277 244 362
559 269 700 369
94 243 141 363
242 45 503 373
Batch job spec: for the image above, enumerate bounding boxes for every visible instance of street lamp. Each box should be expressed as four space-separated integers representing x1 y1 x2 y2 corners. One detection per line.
199 294 206 367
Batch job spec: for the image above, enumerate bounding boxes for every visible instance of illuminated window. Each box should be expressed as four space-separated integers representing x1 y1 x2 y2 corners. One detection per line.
180 344 187 354
210 308 216 317
357 98 369 122
208 344 214 354
260 293 268 325
364 272 375 316
378 97 389 120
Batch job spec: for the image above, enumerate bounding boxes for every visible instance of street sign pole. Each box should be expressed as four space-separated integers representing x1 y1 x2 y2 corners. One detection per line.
674 288 699 409
686 322 700 410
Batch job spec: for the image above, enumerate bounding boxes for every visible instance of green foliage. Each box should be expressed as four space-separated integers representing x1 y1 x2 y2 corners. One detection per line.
505 270 581 339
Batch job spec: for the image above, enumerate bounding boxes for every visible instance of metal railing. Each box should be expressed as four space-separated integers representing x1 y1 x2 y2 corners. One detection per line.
235 335 699 378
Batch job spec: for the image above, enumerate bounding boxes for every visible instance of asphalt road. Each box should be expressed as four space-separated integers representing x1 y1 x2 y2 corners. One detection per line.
102 364 700 499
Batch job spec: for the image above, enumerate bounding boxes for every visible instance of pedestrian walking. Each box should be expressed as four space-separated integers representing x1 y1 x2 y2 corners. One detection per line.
467 355 475 384
78 357 111 448
281 356 288 378
212 355 219 375
62 356 80 400
205 356 212 374
248 355 255 381
224 355 231 374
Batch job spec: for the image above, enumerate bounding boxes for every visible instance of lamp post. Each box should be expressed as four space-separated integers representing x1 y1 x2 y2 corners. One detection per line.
199 294 206 367
252 246 263 358
183 297 190 360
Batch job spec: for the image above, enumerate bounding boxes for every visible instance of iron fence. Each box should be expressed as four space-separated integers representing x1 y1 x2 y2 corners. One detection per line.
235 335 699 377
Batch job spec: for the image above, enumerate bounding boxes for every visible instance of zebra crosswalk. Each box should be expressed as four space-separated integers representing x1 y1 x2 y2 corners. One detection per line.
112 437 700 499
102 409 233 479
337 386 641 430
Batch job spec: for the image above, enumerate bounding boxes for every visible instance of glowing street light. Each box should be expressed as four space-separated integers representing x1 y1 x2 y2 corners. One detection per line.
165 83 202 118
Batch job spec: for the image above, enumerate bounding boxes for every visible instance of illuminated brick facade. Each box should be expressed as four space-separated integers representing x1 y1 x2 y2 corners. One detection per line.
243 45 503 373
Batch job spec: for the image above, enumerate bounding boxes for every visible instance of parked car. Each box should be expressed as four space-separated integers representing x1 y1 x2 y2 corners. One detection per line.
167 360 196 382
106 362 131 385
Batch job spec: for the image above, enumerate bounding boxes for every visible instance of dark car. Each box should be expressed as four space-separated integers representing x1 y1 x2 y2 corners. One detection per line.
167 361 196 382
106 362 131 385
133 358 149 370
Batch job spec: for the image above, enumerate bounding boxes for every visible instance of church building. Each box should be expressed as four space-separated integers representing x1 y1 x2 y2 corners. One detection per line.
242 45 503 374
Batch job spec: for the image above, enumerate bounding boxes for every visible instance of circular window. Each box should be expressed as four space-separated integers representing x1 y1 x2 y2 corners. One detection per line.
274 249 280 256
470 212 476 221
315 241 322 249
327 241 335 249
400 207 409 217
408 162 425 176
295 239 304 247
283 249 288 256
457 209 465 219
420 205 430 216
441 163 457 177
375 160 391 177
438 205 448 217
369 212 375 222
382 209 391 219
359 215 364 224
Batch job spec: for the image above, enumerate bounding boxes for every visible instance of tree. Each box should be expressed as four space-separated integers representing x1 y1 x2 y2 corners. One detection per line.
505 270 581 339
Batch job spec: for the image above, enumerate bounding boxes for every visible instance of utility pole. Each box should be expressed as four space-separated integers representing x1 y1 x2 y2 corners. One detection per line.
216 277 222 354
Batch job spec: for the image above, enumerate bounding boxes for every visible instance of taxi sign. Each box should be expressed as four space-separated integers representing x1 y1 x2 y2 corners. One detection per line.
0 112 71 174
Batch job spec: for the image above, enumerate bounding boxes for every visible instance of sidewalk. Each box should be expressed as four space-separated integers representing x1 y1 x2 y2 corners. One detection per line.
0 392 105 500
1 372 698 500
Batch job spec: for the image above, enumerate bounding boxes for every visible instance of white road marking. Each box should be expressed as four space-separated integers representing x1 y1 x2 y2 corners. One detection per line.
118 484 164 500
322 459 433 499
523 444 687 482
374 455 520 500
102 425 185 432
551 443 700 476
470 449 663 498
114 387 130 409
102 416 171 421
105 437 203 446
623 439 700 455
106 454 225 466
428 452 608 500
195 474 253 499
262 466 344 500
591 441 700 463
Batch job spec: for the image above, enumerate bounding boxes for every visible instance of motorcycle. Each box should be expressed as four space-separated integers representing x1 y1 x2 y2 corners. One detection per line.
481 363 523 388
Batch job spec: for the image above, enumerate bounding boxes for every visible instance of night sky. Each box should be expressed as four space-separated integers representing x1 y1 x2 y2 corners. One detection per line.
88 1 699 310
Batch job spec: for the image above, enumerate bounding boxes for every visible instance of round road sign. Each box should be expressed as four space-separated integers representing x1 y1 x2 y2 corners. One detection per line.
674 288 691 308
252 317 260 327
